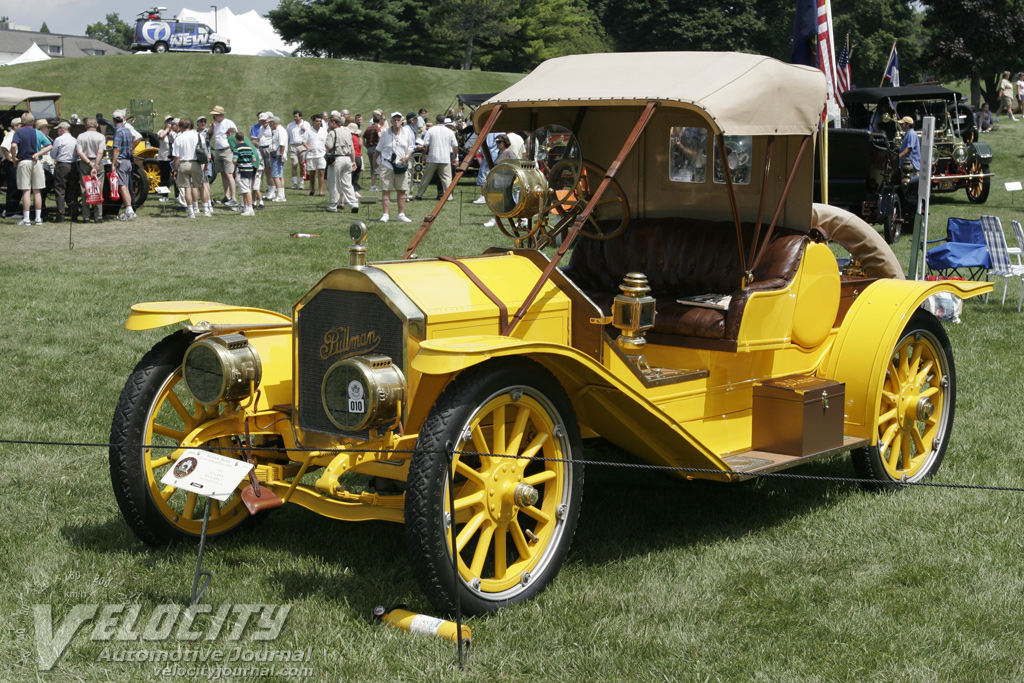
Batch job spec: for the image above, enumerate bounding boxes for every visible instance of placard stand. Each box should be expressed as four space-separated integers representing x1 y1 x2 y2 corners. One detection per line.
191 500 214 605
1006 181 1022 205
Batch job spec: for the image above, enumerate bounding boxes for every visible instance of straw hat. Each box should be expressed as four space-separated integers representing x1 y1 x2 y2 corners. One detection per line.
210 105 226 116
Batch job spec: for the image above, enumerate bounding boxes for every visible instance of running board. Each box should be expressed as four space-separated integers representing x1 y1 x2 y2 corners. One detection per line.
721 436 868 481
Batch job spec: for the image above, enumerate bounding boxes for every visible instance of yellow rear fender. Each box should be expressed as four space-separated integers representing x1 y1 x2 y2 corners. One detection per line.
126 301 292 331
822 278 992 441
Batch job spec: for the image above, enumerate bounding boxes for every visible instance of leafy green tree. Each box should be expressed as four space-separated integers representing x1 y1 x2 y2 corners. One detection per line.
483 0 611 72
428 0 520 69
40 22 50 33
830 1 925 89
268 0 413 60
85 13 134 50
590 0 767 54
921 0 1024 107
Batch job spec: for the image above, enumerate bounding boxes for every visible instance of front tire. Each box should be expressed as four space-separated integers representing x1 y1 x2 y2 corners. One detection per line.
405 359 584 615
882 193 902 245
852 311 956 489
965 161 990 204
154 42 168 54
109 331 256 546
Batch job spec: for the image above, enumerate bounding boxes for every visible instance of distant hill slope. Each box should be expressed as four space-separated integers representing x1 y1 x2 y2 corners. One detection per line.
1 54 525 128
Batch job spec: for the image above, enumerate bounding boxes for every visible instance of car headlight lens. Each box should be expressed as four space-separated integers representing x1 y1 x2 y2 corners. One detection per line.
321 355 406 432
182 333 262 406
952 143 969 164
484 160 548 218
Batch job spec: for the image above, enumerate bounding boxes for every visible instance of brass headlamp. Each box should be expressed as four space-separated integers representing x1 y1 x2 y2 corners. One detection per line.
321 354 406 432
484 160 548 218
182 333 262 406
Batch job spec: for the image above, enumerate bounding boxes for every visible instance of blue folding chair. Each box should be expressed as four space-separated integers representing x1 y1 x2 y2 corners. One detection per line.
926 217 991 281
980 215 1024 310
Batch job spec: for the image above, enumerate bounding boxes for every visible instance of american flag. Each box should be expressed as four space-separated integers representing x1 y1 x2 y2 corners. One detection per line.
816 0 843 110
836 35 851 101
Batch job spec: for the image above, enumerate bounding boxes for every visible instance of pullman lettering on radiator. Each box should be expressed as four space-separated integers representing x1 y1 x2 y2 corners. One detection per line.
319 327 381 361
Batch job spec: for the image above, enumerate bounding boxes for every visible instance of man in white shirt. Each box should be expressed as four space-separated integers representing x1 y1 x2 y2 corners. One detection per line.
209 105 237 206
50 122 78 222
303 113 328 197
171 117 202 219
287 109 311 190
75 118 106 223
376 112 416 223
268 116 289 201
413 114 458 201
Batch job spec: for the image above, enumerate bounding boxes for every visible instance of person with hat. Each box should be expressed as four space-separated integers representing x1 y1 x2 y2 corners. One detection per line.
346 121 364 192
195 115 215 216
209 105 238 206
11 114 53 225
111 110 137 221
897 115 920 175
376 112 415 223
156 115 178 194
250 112 269 204
363 112 383 191
267 115 288 201
50 121 78 223
413 113 457 202
1 116 23 218
324 115 358 213
75 118 106 223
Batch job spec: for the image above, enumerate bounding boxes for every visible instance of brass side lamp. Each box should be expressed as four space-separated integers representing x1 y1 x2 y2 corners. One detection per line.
612 272 657 350
349 221 368 268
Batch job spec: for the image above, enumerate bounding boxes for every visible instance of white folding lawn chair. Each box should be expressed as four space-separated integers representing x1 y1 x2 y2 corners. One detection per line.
980 215 1024 310
1011 220 1024 266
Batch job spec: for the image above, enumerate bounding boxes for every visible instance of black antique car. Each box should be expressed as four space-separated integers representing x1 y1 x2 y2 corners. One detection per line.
816 85 992 244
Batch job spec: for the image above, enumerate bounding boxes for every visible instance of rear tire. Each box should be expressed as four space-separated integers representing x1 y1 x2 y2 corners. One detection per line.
883 193 902 245
852 311 955 490
405 359 583 615
154 42 168 54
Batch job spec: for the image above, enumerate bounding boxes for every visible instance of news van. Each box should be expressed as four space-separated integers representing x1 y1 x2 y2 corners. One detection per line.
131 7 231 54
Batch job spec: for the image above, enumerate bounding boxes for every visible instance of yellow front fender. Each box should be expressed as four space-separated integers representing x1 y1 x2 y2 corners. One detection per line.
126 301 291 331
822 278 992 441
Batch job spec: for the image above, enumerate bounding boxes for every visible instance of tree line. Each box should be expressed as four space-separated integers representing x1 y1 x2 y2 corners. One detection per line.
83 1 1024 106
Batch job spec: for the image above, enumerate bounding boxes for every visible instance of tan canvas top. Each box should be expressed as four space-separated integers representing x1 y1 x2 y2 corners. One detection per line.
0 87 61 108
476 52 826 136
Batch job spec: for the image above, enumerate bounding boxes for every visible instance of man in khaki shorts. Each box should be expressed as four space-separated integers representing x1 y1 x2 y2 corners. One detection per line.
11 113 52 225
210 105 237 206
172 118 203 218
376 112 415 223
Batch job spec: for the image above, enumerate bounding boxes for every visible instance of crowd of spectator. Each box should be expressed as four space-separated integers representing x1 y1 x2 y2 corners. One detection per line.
0 104 500 225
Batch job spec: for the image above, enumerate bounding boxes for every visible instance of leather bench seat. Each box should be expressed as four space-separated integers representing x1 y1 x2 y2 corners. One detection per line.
563 218 808 340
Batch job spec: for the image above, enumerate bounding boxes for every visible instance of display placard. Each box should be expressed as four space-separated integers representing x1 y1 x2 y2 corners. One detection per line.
160 448 253 501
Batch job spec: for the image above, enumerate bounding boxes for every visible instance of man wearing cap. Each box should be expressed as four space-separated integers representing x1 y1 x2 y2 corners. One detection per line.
287 109 311 190
111 110 137 221
324 115 358 213
363 111 383 191
413 113 458 202
250 113 268 204
210 105 238 206
2 117 22 218
76 118 106 223
376 112 415 223
50 121 78 223
157 115 177 193
172 118 201 219
898 116 920 175
195 115 214 216
268 116 288 201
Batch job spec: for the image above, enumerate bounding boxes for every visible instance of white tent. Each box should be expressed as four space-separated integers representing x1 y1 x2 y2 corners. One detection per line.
4 43 52 66
176 7 296 56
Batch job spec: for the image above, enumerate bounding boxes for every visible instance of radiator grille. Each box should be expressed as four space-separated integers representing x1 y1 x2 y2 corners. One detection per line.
297 289 406 438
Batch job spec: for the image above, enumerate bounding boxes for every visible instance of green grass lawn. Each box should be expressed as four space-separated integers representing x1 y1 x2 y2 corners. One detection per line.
5 71 1024 681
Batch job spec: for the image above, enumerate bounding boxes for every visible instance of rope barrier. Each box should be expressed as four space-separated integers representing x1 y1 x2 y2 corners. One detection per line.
2 437 1023 492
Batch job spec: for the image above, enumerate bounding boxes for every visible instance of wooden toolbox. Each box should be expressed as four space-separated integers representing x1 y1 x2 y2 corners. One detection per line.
752 376 845 456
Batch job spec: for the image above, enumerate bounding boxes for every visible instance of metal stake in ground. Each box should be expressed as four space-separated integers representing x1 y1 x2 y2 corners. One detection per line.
446 440 467 670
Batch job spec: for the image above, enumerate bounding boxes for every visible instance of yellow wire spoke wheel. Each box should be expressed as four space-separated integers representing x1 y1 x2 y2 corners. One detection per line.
110 331 255 546
406 359 583 615
142 161 161 195
852 311 956 489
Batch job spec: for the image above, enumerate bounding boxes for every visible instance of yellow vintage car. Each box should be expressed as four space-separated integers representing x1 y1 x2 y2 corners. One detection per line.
109 52 991 616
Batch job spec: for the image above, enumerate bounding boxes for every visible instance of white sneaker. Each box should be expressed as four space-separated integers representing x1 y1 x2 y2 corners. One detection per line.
483 218 496 228
370 185 379 191
272 196 285 202
186 209 196 219
379 213 389 223
203 209 213 217
263 192 275 200
472 196 487 204
397 213 412 223
242 208 255 216
17 218 31 226
34 218 43 225
325 206 338 212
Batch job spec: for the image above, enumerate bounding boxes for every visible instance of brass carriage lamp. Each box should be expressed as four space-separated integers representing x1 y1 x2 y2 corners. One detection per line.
349 221 368 268
612 272 657 350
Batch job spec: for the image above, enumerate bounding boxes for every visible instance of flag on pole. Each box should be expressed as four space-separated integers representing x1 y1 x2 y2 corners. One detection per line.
816 0 842 112
791 0 817 67
836 34 851 99
882 40 899 87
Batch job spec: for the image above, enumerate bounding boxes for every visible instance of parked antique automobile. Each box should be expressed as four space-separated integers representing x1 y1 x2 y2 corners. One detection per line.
110 53 991 616
817 85 991 244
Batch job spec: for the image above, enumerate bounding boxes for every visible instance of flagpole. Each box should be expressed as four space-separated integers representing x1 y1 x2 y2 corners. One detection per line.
880 40 897 87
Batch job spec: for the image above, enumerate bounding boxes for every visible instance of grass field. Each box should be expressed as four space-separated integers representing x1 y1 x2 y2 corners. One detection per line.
4 66 1024 681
